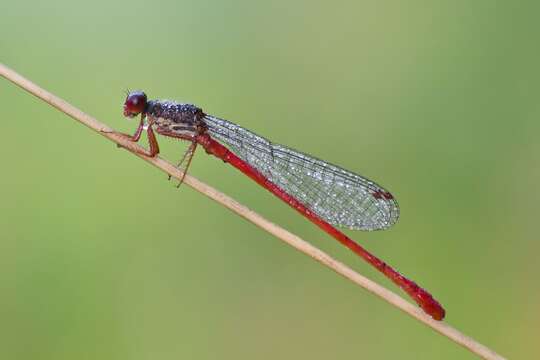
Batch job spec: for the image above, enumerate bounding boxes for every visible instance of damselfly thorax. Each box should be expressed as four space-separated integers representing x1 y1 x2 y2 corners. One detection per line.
146 100 207 139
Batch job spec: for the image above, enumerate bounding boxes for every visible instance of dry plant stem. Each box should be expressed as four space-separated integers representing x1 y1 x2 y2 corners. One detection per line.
0 63 505 360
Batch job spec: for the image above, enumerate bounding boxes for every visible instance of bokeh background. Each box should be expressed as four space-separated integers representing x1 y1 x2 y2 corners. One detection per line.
1 1 538 359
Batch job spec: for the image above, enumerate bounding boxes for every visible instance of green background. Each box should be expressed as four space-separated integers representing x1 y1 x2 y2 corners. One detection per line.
1 1 538 359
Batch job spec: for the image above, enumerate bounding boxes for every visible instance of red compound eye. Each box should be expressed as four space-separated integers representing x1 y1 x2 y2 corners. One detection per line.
123 90 147 117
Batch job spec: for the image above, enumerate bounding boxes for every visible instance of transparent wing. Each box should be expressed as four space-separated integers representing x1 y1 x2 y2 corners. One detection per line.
204 115 399 230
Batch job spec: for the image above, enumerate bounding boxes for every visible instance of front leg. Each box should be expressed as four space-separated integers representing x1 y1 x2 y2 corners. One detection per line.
116 117 145 142
112 115 160 157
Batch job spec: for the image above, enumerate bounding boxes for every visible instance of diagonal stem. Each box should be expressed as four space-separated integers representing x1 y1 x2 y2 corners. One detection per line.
0 62 506 360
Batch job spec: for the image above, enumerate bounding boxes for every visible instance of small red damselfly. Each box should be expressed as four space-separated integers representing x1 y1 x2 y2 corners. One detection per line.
114 90 445 320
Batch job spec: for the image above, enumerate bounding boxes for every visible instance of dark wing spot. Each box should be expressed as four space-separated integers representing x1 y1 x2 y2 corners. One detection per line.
383 192 394 200
372 191 383 199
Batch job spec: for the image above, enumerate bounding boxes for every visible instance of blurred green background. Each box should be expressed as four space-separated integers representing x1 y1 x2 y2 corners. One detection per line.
1 1 538 359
